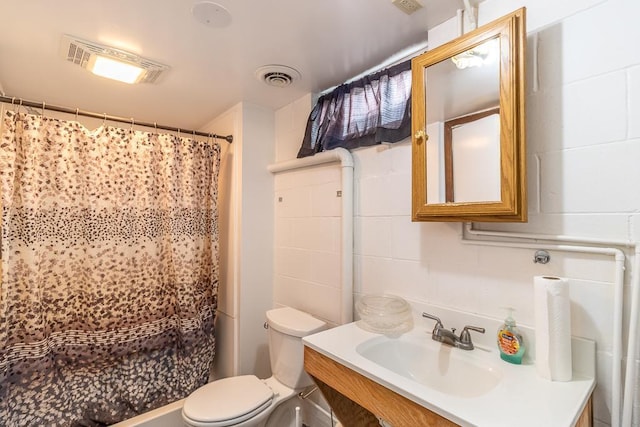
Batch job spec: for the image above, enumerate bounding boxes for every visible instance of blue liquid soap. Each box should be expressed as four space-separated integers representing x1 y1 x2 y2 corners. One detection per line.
497 308 525 364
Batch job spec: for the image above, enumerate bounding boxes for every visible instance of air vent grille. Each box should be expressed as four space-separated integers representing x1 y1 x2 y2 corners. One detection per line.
67 43 91 67
263 72 293 87
255 65 301 88
59 35 169 84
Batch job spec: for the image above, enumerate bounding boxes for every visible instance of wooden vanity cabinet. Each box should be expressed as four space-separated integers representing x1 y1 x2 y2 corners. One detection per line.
304 346 593 427
304 346 456 426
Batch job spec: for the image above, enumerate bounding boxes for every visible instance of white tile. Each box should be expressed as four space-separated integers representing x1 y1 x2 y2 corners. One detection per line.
353 145 393 179
273 275 342 325
274 247 312 281
632 214 640 242
629 66 640 139
386 259 431 302
479 0 606 34
558 0 640 84
274 164 340 190
290 217 340 252
387 172 412 216
526 153 540 214
308 164 342 184
389 140 412 174
274 217 294 248
357 216 392 257
569 279 614 351
526 84 562 154
592 351 613 425
540 140 640 213
487 213 631 242
425 269 485 314
524 0 640 88
562 72 627 149
311 181 342 217
358 175 388 217
274 187 312 218
358 256 394 295
309 250 341 288
353 255 364 294
358 172 412 217
390 216 423 261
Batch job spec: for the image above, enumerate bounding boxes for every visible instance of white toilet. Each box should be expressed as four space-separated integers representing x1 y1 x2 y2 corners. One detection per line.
182 307 326 427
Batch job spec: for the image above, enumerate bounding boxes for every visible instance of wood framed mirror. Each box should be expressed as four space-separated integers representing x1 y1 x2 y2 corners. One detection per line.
411 8 526 222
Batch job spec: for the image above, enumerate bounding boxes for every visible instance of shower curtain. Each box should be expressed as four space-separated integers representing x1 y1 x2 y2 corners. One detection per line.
0 109 220 426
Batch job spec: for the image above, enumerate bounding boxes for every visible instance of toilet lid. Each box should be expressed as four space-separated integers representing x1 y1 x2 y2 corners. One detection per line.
183 375 273 425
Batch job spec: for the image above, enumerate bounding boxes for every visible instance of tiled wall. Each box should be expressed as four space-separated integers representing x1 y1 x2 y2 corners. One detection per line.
273 0 639 426
274 164 343 323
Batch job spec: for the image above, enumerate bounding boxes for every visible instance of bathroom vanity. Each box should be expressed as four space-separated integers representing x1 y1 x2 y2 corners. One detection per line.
303 321 595 426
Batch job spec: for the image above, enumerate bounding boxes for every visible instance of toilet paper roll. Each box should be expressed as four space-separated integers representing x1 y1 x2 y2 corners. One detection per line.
534 276 572 381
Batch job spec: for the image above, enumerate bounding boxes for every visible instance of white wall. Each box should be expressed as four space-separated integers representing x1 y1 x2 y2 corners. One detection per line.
201 105 241 380
238 103 275 378
203 102 275 380
274 1 640 426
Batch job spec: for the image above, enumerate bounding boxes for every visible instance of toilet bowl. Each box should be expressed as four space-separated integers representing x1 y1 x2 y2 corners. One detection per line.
182 307 326 427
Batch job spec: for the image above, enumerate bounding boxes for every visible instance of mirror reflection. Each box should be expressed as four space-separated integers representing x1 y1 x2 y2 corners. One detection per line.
425 38 501 204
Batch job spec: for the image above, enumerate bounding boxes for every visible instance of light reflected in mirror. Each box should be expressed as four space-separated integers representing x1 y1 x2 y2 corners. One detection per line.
425 37 501 205
411 8 526 222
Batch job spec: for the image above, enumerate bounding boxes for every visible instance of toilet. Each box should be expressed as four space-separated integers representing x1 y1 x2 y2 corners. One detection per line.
182 307 326 427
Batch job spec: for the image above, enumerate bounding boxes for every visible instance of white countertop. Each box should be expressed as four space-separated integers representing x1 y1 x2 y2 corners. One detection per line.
303 321 595 427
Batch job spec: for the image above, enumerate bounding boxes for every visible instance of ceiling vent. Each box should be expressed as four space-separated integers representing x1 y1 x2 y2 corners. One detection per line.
255 65 301 88
392 0 423 15
59 35 169 84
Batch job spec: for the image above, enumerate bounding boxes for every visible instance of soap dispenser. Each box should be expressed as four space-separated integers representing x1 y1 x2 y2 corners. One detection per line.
497 308 525 364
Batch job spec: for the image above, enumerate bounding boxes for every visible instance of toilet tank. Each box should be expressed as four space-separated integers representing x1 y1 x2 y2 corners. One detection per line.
266 307 326 389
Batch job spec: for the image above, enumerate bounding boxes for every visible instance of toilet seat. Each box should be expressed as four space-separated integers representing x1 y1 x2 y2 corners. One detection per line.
182 375 274 427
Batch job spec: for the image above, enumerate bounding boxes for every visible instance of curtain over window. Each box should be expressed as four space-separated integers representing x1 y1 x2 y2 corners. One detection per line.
297 60 412 158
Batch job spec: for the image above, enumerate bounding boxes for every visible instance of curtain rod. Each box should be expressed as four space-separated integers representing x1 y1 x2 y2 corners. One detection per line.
0 95 233 144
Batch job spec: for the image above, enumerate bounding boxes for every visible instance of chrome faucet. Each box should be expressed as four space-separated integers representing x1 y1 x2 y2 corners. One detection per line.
422 312 485 350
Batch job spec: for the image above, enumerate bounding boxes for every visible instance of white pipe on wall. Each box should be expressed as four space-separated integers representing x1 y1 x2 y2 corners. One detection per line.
268 148 354 324
462 223 635 426
622 245 640 426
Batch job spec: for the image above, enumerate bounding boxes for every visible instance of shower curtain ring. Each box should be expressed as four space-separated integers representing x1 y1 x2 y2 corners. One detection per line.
42 101 46 117
130 118 135 132
75 108 79 121
103 113 107 126
154 122 158 134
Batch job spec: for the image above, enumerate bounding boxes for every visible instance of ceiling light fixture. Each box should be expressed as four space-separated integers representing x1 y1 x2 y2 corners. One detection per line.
451 38 499 70
89 56 145 84
60 35 169 84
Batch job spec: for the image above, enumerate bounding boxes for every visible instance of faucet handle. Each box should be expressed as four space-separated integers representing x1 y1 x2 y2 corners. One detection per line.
422 312 444 332
459 325 486 347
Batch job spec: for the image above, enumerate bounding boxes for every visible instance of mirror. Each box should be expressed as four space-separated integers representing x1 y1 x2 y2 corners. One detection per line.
411 8 526 222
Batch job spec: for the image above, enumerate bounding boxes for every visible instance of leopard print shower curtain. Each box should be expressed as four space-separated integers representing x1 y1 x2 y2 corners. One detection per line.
0 109 219 425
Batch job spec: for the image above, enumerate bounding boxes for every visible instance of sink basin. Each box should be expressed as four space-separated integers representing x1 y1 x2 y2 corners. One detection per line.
304 317 595 426
356 334 502 398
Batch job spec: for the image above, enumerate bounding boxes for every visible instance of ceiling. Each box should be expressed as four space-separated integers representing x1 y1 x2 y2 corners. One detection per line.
0 0 464 130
